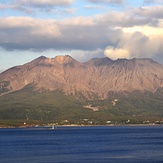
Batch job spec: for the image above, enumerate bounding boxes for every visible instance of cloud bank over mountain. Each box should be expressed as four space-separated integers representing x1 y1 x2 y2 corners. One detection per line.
0 0 163 70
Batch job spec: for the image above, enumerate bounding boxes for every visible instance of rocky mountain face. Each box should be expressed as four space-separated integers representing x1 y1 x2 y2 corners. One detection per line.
0 55 163 99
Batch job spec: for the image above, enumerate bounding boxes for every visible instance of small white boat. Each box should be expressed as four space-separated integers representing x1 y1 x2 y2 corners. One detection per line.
50 124 57 130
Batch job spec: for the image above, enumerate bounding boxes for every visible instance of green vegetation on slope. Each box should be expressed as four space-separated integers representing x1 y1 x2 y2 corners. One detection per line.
0 81 10 93
0 84 163 126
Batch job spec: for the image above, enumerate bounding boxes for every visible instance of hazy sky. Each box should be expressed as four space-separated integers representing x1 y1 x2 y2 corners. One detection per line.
0 0 163 72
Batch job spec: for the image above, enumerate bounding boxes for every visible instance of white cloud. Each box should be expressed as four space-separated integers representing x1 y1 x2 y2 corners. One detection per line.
0 0 74 15
104 47 129 60
15 0 74 7
134 6 163 19
122 25 163 36
84 5 104 10
0 16 121 51
71 49 104 62
143 0 163 4
0 4 34 14
0 4 163 63
87 0 125 5
104 31 163 60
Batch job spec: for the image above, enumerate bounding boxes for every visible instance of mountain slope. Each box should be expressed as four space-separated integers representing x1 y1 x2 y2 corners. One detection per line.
0 55 163 99
0 86 162 125
0 56 163 125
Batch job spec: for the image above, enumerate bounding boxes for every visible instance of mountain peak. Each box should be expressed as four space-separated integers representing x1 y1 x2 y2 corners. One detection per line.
34 56 47 61
0 55 163 99
85 57 113 66
54 55 75 64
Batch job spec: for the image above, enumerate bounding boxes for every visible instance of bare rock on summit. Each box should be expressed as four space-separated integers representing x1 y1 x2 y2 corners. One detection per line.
0 55 163 99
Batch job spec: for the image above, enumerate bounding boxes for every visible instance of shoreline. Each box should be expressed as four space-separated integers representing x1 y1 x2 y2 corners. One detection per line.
0 123 162 129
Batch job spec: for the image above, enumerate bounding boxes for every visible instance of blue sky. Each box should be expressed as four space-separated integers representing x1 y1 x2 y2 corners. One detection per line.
0 0 163 72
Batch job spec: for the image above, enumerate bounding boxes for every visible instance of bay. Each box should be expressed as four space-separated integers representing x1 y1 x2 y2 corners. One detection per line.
0 126 163 163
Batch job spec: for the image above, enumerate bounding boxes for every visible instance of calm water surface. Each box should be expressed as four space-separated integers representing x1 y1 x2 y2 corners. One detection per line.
0 126 163 163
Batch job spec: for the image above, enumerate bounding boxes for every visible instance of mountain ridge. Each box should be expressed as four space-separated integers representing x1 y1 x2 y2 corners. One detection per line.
0 55 163 99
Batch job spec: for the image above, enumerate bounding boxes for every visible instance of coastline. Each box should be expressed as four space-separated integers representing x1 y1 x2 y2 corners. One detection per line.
0 123 162 129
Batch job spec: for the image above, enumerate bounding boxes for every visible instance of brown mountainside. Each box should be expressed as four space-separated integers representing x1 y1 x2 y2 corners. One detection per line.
0 55 163 99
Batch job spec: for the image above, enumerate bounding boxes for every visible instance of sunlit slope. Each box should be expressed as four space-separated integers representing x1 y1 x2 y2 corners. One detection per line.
0 56 163 99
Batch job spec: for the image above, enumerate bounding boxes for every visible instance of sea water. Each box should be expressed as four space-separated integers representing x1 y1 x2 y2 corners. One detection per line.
0 126 163 163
